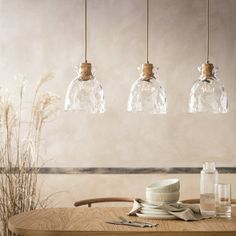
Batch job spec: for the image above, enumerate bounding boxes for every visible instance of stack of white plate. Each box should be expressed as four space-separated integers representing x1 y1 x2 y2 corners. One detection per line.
137 179 180 220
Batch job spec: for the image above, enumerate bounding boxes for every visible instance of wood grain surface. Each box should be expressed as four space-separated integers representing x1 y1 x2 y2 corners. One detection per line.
8 207 236 236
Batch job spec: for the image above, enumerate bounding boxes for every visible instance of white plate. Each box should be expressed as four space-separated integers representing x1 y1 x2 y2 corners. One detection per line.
141 209 169 215
141 202 162 209
136 213 177 220
142 201 182 207
142 207 167 212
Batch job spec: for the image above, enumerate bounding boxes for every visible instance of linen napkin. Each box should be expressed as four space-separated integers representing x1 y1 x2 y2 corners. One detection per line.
128 199 210 221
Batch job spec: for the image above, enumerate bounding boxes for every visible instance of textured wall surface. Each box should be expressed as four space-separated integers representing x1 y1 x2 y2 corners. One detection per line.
38 174 236 207
0 0 236 205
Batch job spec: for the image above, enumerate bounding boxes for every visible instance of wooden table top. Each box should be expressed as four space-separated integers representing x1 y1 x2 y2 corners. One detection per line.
8 207 236 236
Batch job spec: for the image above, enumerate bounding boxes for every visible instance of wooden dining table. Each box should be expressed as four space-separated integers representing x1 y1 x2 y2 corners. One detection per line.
8 207 236 236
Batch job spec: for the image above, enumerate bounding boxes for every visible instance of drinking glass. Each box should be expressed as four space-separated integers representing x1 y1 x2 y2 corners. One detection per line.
215 183 231 218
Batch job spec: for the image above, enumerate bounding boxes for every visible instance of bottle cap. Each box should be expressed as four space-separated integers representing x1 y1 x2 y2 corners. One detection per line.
203 162 216 171
201 63 214 77
141 63 154 80
79 62 92 81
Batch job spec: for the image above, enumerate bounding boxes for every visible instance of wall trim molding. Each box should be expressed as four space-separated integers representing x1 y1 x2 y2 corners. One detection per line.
35 167 236 174
1 167 236 174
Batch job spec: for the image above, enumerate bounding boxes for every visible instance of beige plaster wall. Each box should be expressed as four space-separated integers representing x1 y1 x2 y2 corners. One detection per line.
0 0 236 206
38 174 236 207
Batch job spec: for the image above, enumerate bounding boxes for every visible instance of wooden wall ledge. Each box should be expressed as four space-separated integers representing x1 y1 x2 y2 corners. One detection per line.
1 167 235 174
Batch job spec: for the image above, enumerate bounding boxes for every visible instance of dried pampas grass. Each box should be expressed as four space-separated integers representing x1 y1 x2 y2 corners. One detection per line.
0 74 59 236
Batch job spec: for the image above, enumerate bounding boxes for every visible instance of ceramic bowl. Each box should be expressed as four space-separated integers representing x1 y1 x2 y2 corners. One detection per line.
146 191 180 203
146 179 180 193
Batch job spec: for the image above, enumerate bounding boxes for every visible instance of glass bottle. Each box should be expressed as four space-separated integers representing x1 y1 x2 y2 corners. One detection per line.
127 63 167 114
189 63 228 113
200 162 218 216
65 63 105 113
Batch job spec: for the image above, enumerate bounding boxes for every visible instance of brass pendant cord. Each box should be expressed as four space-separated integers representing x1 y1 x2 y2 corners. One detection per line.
146 0 149 64
206 0 210 63
85 0 88 63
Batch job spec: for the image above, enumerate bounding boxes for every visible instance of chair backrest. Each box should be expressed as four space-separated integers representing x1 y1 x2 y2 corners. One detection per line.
181 199 200 204
181 199 236 204
74 197 133 207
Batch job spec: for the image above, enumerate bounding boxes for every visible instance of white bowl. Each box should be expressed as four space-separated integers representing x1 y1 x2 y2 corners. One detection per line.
146 191 180 203
146 179 180 193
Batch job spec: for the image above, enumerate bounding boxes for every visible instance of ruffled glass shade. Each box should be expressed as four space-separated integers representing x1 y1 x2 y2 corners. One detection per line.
127 63 167 114
65 63 105 113
189 63 228 113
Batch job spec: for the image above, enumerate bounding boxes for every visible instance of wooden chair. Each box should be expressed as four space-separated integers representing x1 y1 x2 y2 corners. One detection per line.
180 199 200 204
181 199 236 204
74 197 134 207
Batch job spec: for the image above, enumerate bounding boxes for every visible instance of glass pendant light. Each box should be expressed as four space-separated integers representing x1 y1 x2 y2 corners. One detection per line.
127 0 167 114
189 0 228 113
65 0 105 113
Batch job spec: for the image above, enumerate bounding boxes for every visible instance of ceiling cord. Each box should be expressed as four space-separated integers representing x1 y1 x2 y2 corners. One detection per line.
206 0 210 63
85 0 88 63
146 0 149 64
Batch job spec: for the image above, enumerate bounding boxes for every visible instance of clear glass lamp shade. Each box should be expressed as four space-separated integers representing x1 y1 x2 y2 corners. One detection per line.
189 64 228 113
127 64 167 114
65 64 105 113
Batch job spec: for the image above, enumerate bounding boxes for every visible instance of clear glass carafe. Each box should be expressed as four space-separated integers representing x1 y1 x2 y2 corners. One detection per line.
127 63 167 114
200 162 218 216
189 63 228 113
65 63 105 113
